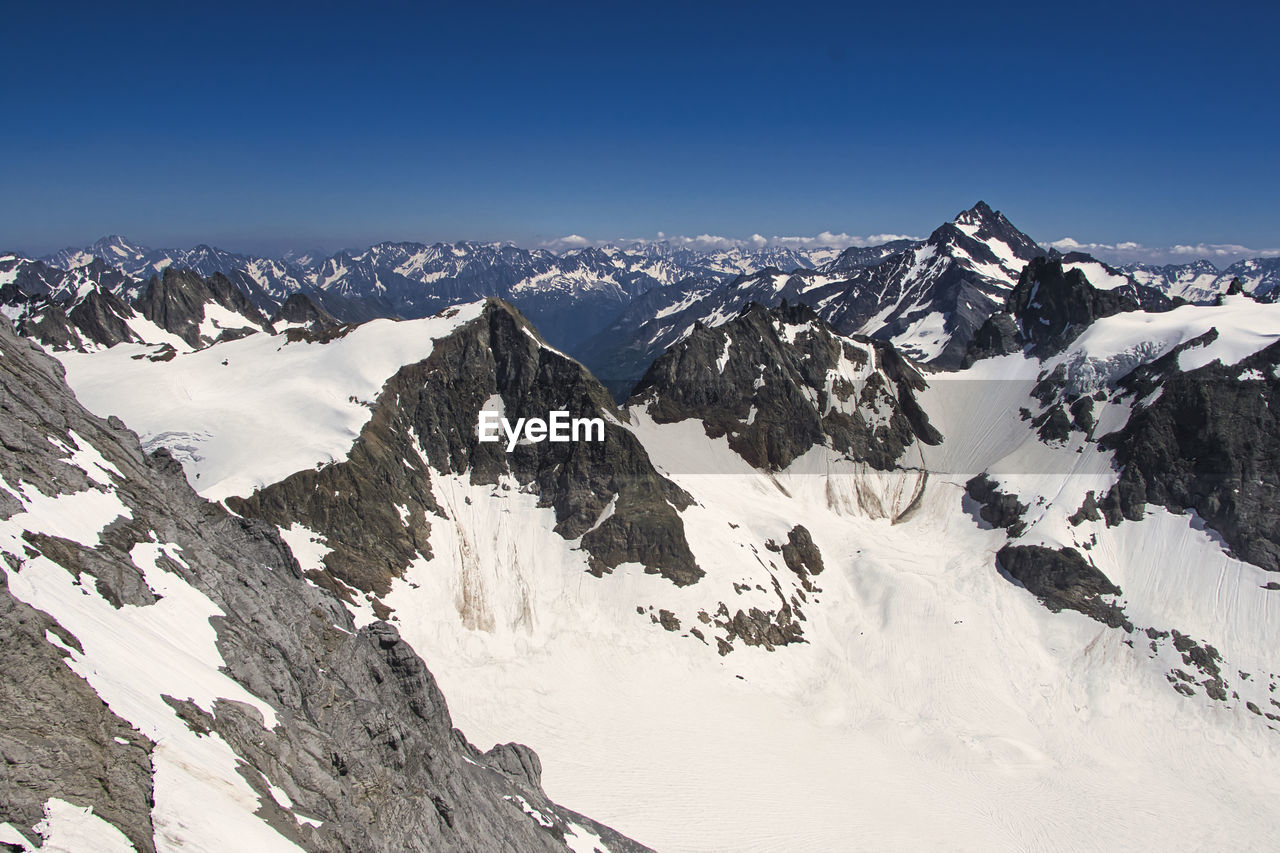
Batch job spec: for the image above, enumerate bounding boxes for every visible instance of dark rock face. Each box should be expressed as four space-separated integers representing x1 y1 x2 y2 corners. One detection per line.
13 287 142 352
1008 259 1140 358
270 291 340 331
770 525 825 581
1099 339 1280 572
968 257 1140 363
631 302 940 472
1051 252 1178 312
997 545 1131 630
961 312 1023 365
965 475 1028 537
0 321 653 852
231 299 702 591
136 267 273 347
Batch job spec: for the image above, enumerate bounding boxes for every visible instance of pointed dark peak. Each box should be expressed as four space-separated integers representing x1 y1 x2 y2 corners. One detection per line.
137 267 270 346
273 291 339 328
956 200 997 223
965 255 1147 365
940 201 1044 261
234 293 701 591
631 301 939 475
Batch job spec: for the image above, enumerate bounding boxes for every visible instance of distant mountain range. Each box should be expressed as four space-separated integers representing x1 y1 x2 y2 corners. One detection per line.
6 201 1280 851
5 203 1278 400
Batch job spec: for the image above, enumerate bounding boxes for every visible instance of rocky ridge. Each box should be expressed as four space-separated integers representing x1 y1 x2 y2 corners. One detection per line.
0 319 650 852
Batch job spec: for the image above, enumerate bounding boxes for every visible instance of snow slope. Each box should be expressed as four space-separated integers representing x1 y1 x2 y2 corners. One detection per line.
46 293 1280 852
376 422 1280 852
0 438 300 853
57 303 485 500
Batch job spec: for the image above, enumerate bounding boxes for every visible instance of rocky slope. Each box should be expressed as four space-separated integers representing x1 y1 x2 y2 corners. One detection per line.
947 267 1280 715
227 299 702 618
630 301 941 473
577 202 1047 396
0 320 649 852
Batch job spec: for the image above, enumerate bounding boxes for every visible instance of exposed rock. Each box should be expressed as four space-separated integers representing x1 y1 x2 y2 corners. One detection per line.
774 525 825 580
631 301 940 472
654 609 681 632
1068 492 1103 526
997 545 1131 630
231 299 702 590
1099 339 1280 571
961 311 1022 366
967 257 1141 363
0 320 653 852
0 570 157 852
965 475 1028 537
271 291 341 332
136 267 273 347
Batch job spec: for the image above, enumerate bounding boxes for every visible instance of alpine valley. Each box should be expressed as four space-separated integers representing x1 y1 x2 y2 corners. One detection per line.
3 202 1280 852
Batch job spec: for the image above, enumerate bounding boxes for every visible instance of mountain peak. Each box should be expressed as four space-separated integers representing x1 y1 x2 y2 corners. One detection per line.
953 200 997 226
964 199 994 215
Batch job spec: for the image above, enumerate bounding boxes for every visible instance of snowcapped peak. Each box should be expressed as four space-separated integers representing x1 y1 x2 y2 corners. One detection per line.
92 235 147 258
953 200 997 228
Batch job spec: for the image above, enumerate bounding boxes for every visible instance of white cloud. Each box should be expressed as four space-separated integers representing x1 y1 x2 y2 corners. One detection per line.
600 231 922 253
1046 236 1278 266
1169 243 1264 257
538 234 591 251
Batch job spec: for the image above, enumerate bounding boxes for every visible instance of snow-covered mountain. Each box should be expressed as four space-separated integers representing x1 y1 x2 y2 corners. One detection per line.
36 221 1280 376
36 236 870 356
12 258 1277 851
577 201 1044 394
1124 256 1280 303
0 318 651 853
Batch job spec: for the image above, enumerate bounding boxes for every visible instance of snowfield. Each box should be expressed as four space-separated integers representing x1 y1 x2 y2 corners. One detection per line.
42 293 1280 852
57 303 485 501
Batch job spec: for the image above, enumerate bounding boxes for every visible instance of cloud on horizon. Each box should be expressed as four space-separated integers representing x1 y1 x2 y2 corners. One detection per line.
1046 237 1279 267
541 231 920 253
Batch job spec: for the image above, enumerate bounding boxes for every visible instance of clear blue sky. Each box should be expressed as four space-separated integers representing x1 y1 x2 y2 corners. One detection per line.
3 0 1277 261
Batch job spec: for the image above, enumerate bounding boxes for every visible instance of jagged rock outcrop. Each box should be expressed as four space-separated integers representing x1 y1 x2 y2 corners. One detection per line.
997 545 1131 630
965 474 1028 537
136 267 273 347
1099 338 1280 572
766 524 825 582
0 321 652 852
230 299 702 592
15 287 141 352
966 257 1140 364
631 301 941 471
271 291 341 331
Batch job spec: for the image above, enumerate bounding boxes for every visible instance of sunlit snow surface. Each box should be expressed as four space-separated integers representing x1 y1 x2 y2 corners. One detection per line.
46 297 1280 852
58 303 485 500
0 799 135 853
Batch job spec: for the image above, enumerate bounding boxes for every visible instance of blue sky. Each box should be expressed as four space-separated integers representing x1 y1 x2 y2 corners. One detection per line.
3 0 1277 264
